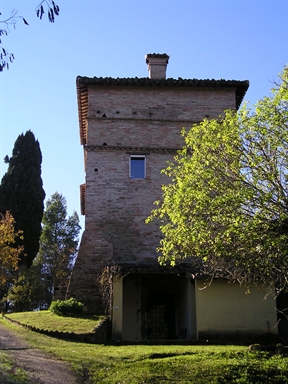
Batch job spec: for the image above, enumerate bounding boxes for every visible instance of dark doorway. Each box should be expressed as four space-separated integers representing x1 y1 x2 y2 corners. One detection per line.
146 292 176 340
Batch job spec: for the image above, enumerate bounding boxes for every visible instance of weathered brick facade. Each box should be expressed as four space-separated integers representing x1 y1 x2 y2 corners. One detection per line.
67 54 250 322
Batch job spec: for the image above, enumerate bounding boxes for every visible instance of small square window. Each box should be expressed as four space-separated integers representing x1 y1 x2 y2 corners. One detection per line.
129 155 146 179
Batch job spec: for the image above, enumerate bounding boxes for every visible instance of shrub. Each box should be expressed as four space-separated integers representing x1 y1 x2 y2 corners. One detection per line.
49 298 84 316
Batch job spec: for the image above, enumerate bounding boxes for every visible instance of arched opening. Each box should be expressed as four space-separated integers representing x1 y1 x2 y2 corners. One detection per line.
146 292 176 340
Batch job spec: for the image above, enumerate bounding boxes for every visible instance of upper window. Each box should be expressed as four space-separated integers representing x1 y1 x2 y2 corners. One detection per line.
129 155 146 179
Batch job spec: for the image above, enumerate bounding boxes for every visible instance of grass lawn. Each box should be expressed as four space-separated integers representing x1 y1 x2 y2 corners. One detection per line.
1 313 288 383
0 350 28 384
4 310 104 334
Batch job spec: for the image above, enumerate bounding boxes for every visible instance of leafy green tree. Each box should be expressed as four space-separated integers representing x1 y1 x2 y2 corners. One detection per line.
3 192 80 311
0 1 60 71
6 262 50 311
0 130 45 268
147 66 288 291
37 192 81 298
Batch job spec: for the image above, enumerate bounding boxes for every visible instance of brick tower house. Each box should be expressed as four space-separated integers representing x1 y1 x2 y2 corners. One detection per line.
67 54 277 342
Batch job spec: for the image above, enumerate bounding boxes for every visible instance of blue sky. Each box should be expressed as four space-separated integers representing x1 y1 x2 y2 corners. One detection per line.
0 0 287 234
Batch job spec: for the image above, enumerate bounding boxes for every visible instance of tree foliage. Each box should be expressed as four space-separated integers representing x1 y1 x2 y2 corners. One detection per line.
0 211 23 289
6 262 50 311
37 192 81 296
147 66 288 290
0 130 45 268
0 1 60 71
6 193 80 310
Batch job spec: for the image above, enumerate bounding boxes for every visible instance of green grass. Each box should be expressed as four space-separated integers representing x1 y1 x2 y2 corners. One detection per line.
2 313 288 383
0 351 29 384
5 310 104 334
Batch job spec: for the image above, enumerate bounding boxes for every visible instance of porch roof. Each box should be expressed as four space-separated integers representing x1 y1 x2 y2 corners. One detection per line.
108 262 202 279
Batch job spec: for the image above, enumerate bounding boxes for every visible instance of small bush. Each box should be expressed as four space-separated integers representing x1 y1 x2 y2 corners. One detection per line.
49 298 84 316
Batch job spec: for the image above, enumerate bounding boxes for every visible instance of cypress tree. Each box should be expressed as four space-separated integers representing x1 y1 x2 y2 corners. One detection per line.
0 130 45 268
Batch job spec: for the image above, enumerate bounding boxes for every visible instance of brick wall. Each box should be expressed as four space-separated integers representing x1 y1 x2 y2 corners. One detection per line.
86 86 236 147
68 83 238 312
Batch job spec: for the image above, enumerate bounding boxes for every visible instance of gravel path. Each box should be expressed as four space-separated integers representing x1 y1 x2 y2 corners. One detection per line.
0 322 78 384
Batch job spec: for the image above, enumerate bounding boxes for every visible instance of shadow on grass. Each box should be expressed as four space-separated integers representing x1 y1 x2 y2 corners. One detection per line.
149 351 195 359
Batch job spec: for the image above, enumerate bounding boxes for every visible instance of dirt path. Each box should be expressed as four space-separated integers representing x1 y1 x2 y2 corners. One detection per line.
0 322 79 384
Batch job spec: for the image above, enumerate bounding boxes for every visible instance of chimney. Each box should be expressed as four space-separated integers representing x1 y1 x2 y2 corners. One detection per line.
145 53 169 80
